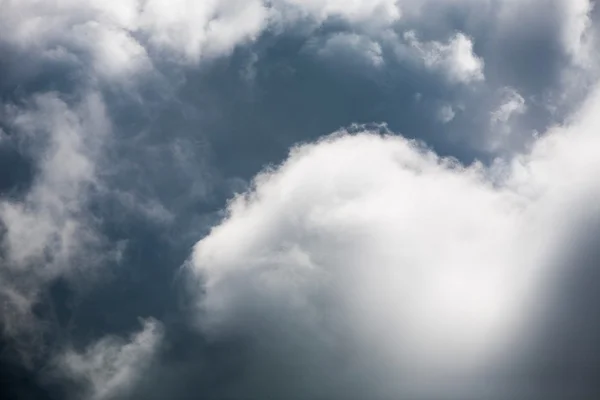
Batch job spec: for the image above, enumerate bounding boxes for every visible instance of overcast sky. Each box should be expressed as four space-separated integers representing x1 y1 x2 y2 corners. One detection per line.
1 1 600 399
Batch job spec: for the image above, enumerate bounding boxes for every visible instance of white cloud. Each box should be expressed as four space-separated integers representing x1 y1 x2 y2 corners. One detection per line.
77 22 152 80
138 0 269 63
404 30 485 83
58 319 163 400
0 0 268 78
486 87 528 151
1 93 107 272
0 0 396 73
437 103 455 123
0 0 153 83
491 87 526 125
188 84 600 397
0 0 404 75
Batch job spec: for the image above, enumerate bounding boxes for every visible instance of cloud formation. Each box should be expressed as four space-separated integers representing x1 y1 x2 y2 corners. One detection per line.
58 318 163 400
0 92 111 344
404 31 485 84
1 0 600 399
491 87 527 125
188 84 600 398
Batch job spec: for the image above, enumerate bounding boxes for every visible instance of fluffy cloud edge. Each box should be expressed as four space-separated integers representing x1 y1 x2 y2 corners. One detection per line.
185 83 600 397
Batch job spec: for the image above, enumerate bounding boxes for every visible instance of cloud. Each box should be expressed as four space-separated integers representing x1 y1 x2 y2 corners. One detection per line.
0 0 153 84
0 0 400 72
273 0 401 29
3 0 594 159
437 103 455 123
556 0 594 66
404 30 485 84
189 132 527 397
58 318 163 400
187 84 600 398
138 0 269 63
491 87 527 125
2 1 600 399
311 32 385 68
0 0 268 79
0 92 111 340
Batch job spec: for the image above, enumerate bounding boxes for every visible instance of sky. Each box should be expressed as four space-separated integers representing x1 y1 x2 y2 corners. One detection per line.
1 0 600 399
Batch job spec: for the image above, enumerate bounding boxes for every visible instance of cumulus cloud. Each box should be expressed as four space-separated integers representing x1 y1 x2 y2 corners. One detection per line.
404 30 485 84
58 318 163 400
188 84 600 398
190 133 527 397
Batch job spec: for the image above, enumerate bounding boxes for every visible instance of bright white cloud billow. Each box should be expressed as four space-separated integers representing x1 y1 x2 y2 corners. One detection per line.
404 30 485 84
188 85 600 397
